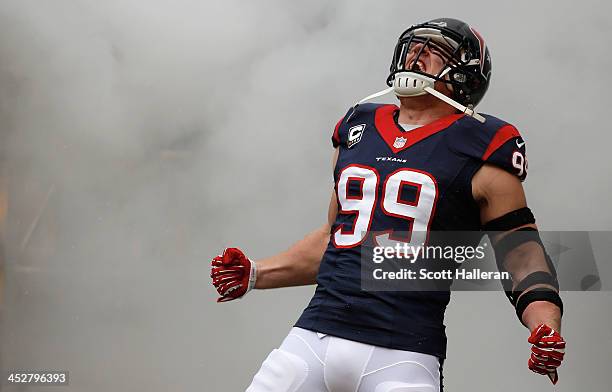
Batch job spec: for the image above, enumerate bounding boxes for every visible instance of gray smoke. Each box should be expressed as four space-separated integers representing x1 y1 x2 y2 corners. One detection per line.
1 1 611 391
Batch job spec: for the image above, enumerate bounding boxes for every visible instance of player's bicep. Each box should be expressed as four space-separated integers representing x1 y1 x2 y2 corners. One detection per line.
475 165 538 274
473 164 530 226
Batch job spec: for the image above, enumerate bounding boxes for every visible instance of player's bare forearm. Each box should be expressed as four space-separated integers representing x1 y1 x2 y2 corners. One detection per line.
522 301 561 331
254 150 339 290
227 151 338 291
254 224 331 289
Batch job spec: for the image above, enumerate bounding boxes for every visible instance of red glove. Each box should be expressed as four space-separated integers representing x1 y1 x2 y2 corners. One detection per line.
527 324 566 384
210 248 257 302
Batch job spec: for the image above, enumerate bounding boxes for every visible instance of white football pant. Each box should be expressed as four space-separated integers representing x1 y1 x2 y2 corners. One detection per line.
246 327 441 392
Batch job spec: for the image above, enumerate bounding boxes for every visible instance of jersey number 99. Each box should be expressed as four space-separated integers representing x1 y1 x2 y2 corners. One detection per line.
333 165 438 248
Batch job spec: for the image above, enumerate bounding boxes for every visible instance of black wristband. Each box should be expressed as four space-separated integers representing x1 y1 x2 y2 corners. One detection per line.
482 207 535 232
515 289 563 323
514 271 559 294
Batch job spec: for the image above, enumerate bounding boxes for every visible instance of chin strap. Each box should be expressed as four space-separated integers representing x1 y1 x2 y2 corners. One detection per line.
423 86 486 123
347 86 394 122
355 86 395 106
353 72 486 124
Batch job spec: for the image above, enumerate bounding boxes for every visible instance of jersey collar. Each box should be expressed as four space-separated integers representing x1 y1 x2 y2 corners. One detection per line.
374 104 464 154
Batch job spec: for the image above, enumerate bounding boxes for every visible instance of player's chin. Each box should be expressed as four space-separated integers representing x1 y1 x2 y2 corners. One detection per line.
397 93 437 106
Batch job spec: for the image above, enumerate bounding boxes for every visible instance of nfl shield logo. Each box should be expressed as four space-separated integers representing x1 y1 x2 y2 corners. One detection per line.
393 136 407 148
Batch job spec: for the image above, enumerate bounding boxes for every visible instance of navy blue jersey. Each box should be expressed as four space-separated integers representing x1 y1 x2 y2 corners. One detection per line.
295 103 527 359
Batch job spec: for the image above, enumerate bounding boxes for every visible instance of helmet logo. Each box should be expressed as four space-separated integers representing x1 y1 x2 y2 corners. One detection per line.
429 21 447 27
469 26 487 75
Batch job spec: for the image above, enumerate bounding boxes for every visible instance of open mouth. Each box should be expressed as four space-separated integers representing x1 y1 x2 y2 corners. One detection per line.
410 60 426 73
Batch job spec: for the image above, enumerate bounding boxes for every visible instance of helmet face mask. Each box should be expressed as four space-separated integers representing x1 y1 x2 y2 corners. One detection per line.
387 18 492 108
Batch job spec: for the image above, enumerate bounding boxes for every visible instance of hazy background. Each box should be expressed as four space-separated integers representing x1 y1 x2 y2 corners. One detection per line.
1 0 610 391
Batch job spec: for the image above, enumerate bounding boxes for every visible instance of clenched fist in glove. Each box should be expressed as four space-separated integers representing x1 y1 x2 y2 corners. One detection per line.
211 247 257 302
527 324 566 384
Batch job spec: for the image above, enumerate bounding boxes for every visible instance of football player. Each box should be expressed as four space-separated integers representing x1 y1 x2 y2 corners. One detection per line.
211 18 565 392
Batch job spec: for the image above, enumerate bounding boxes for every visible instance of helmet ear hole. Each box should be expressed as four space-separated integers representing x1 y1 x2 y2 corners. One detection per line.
453 73 466 83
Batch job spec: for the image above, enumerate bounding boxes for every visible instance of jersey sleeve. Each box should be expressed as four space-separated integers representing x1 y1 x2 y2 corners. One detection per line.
451 115 528 181
331 107 356 148
331 115 344 148
481 124 528 181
